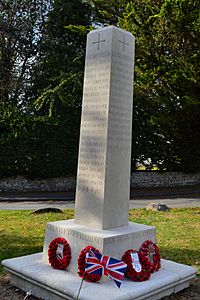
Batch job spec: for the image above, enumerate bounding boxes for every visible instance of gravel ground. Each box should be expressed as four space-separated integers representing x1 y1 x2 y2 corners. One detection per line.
0 275 200 300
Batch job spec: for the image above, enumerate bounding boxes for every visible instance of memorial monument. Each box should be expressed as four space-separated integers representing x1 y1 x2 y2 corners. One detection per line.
2 26 196 300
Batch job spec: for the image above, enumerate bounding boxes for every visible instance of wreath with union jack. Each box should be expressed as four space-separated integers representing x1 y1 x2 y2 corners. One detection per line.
122 249 152 281
78 246 102 282
48 237 71 270
140 240 161 272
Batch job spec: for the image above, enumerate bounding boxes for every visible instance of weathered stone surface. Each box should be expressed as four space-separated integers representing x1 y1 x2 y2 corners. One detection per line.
1 172 200 193
75 26 135 230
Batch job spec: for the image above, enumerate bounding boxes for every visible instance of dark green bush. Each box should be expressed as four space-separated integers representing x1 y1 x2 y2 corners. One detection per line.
0 111 80 179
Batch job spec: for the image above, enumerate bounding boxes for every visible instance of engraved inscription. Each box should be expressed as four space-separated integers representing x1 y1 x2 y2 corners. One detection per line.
107 48 133 150
76 48 111 196
104 229 155 245
48 224 103 245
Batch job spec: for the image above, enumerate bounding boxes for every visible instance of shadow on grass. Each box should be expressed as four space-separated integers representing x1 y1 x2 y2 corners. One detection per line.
159 246 200 273
0 232 43 274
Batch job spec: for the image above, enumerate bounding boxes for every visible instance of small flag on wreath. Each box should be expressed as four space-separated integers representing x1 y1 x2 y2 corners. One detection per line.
85 249 127 288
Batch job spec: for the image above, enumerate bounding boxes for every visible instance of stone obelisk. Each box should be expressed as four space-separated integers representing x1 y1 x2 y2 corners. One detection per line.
75 26 134 229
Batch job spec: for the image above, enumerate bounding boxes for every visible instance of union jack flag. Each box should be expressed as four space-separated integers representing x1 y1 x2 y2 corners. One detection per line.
85 249 127 288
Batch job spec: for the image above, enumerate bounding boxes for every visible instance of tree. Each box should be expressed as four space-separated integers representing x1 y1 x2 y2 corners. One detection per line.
1 0 200 177
32 0 93 117
0 0 93 178
119 0 200 171
0 0 51 114
87 0 130 25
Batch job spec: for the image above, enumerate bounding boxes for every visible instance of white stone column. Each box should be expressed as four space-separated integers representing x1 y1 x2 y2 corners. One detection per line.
75 26 135 229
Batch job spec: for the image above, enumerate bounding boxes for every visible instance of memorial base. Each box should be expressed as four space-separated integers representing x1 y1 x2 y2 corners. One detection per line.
2 253 196 300
42 219 156 274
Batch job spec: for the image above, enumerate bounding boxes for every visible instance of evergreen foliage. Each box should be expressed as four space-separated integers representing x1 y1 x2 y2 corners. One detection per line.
0 0 200 178
120 0 200 171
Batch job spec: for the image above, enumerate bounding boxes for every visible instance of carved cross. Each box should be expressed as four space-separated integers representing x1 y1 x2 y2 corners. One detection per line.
118 35 129 52
92 33 105 50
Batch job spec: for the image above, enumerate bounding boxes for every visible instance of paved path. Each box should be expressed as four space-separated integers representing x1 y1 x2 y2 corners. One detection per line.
1 188 200 210
1 187 200 202
0 197 199 210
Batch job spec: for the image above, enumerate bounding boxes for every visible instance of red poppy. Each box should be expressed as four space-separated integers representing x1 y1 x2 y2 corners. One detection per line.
48 237 71 270
140 240 161 272
122 249 152 281
78 245 102 282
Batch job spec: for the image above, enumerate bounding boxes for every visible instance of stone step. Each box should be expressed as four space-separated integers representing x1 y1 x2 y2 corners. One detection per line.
2 253 196 300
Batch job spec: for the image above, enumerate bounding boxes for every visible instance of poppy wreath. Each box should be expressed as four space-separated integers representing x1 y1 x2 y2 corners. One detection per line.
140 240 161 272
48 237 71 270
78 245 102 282
122 249 152 281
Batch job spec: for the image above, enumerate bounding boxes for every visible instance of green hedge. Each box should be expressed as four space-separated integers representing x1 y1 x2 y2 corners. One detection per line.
0 111 80 179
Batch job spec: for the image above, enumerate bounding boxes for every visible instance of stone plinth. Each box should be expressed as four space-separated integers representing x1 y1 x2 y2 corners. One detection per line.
43 219 156 274
75 26 135 230
2 254 197 300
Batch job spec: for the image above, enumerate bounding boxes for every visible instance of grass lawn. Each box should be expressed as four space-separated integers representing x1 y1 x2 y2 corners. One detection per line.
0 208 199 275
